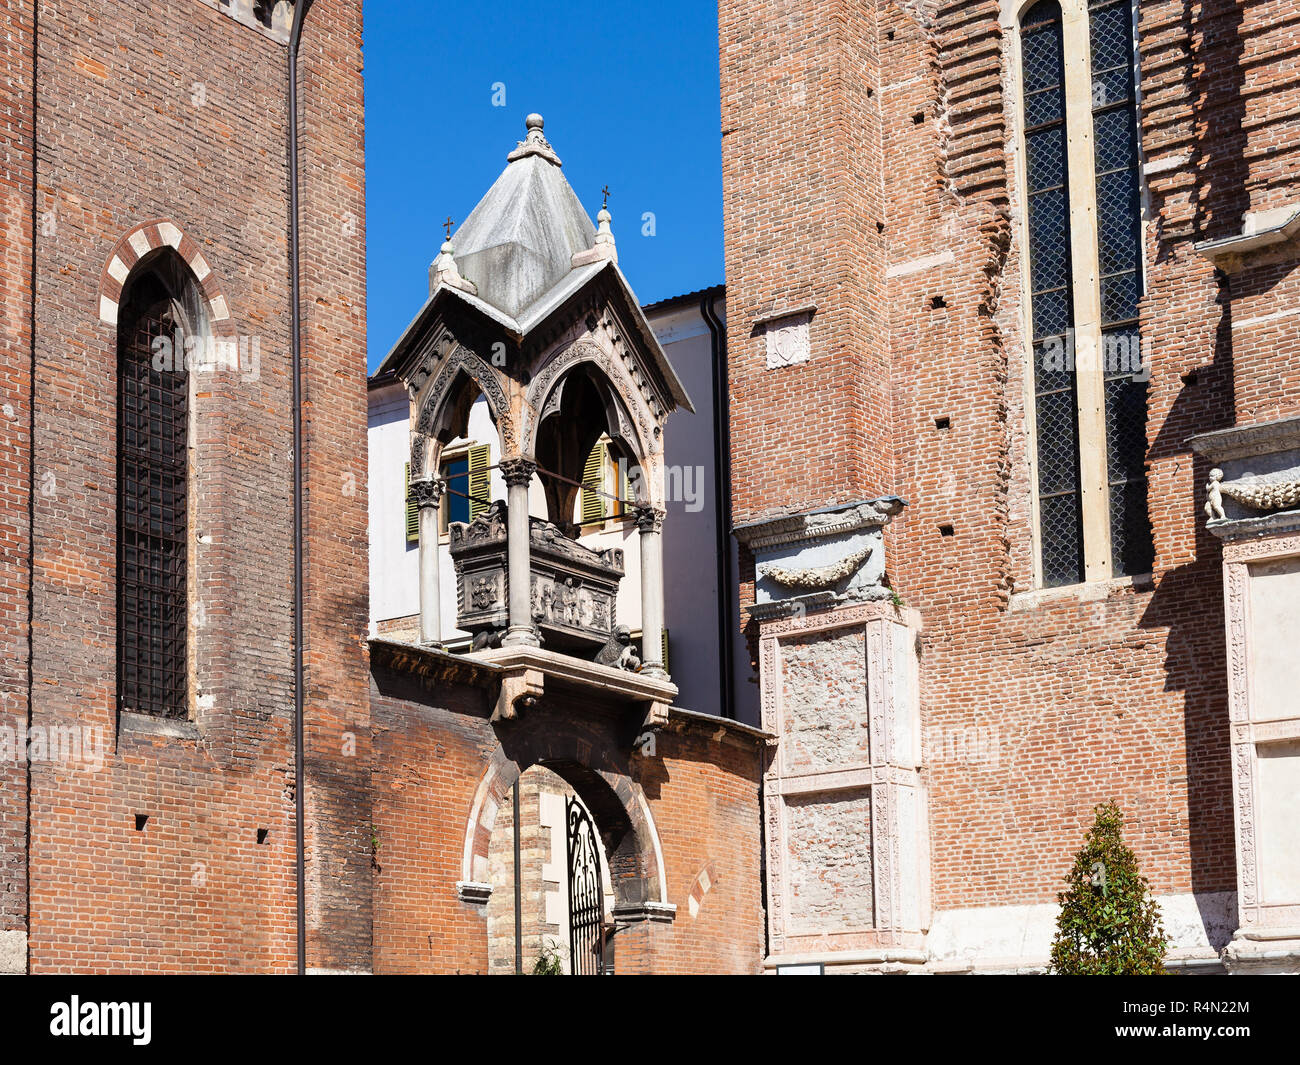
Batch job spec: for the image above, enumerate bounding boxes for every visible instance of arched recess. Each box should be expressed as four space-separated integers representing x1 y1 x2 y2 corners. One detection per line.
99 218 234 337
523 338 657 466
411 345 515 480
459 722 670 912
114 245 213 720
533 364 643 528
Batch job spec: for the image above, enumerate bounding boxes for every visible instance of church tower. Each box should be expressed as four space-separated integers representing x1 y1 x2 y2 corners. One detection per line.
0 0 369 973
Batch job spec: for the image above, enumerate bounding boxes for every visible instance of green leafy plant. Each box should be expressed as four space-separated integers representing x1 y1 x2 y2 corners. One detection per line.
1050 801 1167 975
530 938 564 975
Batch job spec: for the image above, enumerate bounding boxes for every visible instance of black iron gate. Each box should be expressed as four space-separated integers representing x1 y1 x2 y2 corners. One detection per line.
566 795 608 975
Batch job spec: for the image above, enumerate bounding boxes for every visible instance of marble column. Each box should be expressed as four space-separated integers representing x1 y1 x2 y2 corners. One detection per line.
500 457 540 648
410 477 445 645
635 505 667 677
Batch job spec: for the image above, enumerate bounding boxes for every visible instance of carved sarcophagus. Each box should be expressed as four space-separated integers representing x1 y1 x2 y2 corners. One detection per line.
448 501 624 652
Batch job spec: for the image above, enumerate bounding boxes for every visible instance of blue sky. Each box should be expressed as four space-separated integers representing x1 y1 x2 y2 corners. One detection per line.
363 1 724 373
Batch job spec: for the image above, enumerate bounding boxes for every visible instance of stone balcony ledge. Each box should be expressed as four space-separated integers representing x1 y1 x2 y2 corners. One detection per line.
469 644 677 728
369 637 677 734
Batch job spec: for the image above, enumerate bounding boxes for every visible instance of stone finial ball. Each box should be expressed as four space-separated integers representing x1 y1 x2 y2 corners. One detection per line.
525 113 544 131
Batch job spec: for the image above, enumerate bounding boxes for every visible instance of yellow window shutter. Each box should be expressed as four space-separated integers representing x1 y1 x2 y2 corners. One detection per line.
580 440 606 525
404 462 419 544
468 443 491 520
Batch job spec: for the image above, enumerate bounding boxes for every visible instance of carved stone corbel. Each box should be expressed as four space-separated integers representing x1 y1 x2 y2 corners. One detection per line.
641 700 670 733
492 667 544 723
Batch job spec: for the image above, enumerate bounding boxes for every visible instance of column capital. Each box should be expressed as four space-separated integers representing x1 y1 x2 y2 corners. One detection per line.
499 456 537 489
408 476 444 511
633 505 665 534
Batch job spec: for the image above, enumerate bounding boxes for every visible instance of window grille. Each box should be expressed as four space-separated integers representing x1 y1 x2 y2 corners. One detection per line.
117 277 189 719
1022 0 1084 587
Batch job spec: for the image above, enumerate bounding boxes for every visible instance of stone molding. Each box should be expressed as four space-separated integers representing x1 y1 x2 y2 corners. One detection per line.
1220 530 1300 955
456 881 493 906
1191 414 1300 464
734 498 905 552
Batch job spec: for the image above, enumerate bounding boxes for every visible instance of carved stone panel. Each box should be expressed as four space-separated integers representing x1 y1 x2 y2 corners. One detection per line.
757 603 928 967
1220 531 1300 970
449 502 624 652
763 311 811 370
785 789 874 935
779 629 870 774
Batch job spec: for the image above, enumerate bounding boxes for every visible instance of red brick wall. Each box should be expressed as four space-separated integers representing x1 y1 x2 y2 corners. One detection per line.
716 0 1300 915
646 726 766 973
12 0 368 972
719 0 892 522
370 663 765 974
296 0 373 974
0 0 34 950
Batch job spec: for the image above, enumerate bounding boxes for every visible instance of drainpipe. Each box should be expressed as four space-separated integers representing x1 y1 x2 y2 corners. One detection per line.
700 290 734 720
287 0 316 977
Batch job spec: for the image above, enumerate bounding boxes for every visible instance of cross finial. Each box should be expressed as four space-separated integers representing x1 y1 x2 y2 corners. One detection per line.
601 185 610 209
443 216 456 240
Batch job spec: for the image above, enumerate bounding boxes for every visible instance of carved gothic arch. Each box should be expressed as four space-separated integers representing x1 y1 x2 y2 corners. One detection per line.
523 337 660 463
411 341 517 478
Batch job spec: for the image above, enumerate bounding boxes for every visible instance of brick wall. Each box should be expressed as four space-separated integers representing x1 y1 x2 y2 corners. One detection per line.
370 659 765 974
716 0 1300 919
0 0 34 963
296 0 372 973
8 0 368 972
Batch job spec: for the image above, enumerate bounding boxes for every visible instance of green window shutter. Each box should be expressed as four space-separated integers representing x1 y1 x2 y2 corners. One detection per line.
468 444 491 520
404 462 419 544
580 440 607 525
661 628 669 673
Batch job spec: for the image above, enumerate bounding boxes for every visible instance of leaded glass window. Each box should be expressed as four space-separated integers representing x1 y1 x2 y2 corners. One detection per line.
1019 0 1152 587
1023 0 1084 587
1090 0 1153 578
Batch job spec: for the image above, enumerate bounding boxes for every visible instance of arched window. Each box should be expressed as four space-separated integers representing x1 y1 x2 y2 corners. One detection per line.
116 258 198 718
1019 0 1152 587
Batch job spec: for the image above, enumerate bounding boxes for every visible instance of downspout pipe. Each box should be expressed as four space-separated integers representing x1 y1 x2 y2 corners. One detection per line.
699 289 734 720
287 0 315 977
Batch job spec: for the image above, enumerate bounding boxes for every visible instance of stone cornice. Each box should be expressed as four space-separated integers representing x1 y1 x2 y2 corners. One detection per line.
733 498 906 552
1189 414 1300 463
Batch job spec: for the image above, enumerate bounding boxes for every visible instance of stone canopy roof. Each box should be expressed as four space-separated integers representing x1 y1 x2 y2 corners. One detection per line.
377 115 693 414
452 121 598 318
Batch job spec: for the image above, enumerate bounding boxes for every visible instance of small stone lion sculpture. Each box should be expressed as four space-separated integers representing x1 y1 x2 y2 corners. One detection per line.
595 625 641 672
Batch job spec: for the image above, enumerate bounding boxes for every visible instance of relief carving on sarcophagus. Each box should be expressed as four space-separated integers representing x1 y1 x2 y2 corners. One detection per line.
449 500 624 653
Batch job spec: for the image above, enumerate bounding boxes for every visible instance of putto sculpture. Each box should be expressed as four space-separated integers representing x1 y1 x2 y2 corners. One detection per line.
1205 467 1300 522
